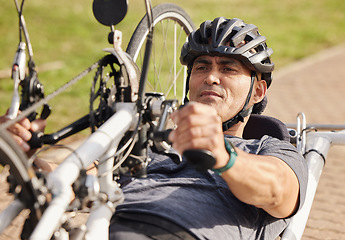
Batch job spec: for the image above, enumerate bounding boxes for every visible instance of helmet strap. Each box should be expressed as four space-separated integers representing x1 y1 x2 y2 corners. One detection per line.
183 66 192 104
222 71 257 131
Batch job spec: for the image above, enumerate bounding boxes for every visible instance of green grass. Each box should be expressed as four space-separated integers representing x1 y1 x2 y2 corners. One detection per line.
1 0 345 133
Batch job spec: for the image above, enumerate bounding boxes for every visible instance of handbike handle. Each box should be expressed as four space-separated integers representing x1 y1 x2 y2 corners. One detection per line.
28 114 91 148
154 129 217 171
183 149 216 172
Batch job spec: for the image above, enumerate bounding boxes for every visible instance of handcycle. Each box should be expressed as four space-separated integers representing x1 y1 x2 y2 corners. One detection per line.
1 1 344 240
0 0 195 239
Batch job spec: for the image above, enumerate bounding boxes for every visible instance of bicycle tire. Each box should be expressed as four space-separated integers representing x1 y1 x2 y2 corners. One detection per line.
0 129 40 239
126 3 195 103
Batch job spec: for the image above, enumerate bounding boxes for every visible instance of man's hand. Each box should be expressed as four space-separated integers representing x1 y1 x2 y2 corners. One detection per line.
0 111 46 153
168 102 229 169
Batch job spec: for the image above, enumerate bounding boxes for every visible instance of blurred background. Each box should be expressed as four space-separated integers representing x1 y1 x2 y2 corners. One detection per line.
1 0 345 132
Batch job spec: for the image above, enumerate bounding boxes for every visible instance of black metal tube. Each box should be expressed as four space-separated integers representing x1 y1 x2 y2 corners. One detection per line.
136 0 154 110
41 114 90 144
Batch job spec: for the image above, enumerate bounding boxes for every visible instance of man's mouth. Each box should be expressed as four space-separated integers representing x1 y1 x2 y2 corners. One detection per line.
200 90 222 98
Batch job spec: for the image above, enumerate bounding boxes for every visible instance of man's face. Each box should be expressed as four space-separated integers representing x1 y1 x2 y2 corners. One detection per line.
188 55 255 122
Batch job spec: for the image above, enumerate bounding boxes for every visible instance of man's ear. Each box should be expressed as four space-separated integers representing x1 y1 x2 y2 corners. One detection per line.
252 79 267 104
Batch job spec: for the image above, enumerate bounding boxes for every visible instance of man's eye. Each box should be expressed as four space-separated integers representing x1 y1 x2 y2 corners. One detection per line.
223 67 234 72
195 66 207 71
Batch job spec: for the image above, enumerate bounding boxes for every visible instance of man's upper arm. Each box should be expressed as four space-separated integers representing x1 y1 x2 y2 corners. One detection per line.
259 137 308 217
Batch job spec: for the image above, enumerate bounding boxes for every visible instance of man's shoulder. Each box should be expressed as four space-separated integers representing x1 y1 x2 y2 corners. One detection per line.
225 134 297 154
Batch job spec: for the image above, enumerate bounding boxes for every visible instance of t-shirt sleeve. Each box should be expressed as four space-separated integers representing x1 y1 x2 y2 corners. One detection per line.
258 136 308 215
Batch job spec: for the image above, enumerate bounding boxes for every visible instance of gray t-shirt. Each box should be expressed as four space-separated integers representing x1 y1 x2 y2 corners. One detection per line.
115 135 308 240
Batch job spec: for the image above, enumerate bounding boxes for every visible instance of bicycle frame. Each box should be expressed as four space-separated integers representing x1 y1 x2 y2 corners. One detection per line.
26 2 156 234
281 114 345 240
30 103 137 240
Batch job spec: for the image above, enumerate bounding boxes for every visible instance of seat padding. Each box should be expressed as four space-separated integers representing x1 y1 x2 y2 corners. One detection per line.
243 115 290 141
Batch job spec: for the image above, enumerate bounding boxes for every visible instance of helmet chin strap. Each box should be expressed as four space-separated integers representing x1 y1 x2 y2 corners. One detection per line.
221 71 257 131
183 69 257 132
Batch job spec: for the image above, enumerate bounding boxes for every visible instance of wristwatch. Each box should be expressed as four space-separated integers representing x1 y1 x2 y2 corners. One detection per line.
212 138 238 176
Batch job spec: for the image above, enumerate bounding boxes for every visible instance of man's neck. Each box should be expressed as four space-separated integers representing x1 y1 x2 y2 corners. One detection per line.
223 117 248 138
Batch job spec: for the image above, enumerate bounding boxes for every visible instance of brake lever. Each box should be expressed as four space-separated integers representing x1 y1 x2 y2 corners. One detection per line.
7 42 26 119
153 129 182 164
7 2 51 149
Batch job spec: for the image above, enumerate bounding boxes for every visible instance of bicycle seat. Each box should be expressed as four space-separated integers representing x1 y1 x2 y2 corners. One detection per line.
243 114 290 141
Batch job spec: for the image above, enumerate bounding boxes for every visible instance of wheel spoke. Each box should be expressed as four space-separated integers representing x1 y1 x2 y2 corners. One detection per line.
126 3 195 103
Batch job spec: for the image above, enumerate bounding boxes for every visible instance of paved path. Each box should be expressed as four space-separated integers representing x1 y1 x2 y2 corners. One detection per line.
265 44 345 239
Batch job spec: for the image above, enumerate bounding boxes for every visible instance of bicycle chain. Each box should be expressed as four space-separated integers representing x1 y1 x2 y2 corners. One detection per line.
0 61 100 131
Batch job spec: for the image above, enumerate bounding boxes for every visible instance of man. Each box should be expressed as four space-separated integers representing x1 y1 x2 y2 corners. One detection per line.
1 17 307 239
108 17 308 239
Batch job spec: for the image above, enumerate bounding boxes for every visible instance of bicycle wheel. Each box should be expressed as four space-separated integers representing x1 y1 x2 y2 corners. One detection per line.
0 130 40 239
126 3 195 103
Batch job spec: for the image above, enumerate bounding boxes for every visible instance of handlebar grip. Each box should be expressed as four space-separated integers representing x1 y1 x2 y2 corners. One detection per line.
28 130 44 149
153 129 172 144
154 130 217 170
40 104 51 120
183 149 216 172
26 105 51 149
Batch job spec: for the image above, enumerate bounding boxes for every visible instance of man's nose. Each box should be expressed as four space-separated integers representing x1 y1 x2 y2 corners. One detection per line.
205 70 221 85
